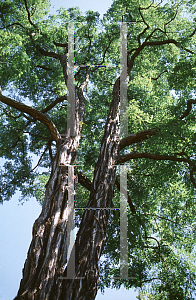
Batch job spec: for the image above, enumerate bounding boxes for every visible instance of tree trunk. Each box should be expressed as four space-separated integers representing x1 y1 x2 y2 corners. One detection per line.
14 79 120 300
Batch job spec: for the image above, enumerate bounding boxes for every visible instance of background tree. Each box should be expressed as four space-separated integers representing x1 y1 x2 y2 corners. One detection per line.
0 0 196 299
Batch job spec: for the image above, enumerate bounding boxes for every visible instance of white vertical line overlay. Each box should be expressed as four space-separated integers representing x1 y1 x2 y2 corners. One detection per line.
119 22 135 279
120 22 128 138
66 165 75 278
62 21 136 281
67 22 75 137
120 164 128 278
64 23 84 279
119 22 128 279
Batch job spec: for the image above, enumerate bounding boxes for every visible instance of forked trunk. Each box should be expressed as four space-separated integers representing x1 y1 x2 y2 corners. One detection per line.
14 80 120 300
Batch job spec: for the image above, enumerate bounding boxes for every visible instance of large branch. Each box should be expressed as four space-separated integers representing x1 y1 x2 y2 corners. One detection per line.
137 6 150 45
53 41 68 47
77 171 92 191
0 94 60 142
0 22 26 30
119 128 157 151
143 38 195 54
36 45 61 60
41 95 67 113
24 0 37 29
117 151 196 167
128 38 195 74
117 152 196 188
180 99 196 119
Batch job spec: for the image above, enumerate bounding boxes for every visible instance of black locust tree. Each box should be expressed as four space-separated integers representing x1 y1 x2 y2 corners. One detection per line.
0 0 196 299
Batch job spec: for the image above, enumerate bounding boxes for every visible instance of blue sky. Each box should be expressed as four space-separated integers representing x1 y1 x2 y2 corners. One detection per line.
49 0 113 18
0 0 140 299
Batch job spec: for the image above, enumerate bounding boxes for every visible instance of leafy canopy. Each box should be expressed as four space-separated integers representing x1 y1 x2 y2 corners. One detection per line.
0 0 196 298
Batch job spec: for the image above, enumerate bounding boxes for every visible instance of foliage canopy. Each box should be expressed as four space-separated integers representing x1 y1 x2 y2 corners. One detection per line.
0 0 196 298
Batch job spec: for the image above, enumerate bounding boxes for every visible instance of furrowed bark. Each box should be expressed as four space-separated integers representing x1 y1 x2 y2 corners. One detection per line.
14 76 120 300
14 135 80 300
13 81 87 299
59 77 121 300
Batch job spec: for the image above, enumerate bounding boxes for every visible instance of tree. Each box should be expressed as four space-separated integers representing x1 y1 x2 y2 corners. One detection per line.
0 0 196 299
